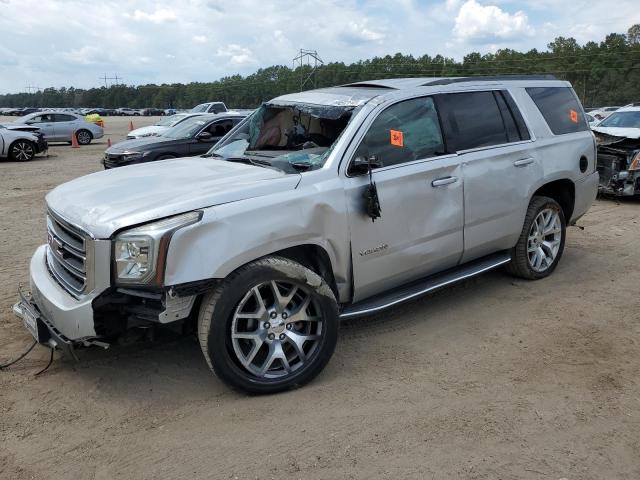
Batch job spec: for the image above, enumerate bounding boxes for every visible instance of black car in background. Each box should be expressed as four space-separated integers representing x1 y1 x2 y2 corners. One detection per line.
103 112 247 168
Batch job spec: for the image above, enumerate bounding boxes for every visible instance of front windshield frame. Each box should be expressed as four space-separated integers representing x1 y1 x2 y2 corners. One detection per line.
161 116 210 139
598 111 640 129
207 103 358 172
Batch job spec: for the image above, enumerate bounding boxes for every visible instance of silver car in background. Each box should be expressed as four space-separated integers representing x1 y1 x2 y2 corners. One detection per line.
12 111 104 145
126 113 206 139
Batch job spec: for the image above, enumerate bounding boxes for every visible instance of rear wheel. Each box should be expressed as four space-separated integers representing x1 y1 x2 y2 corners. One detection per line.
198 257 339 394
506 196 566 279
9 140 35 161
76 129 92 145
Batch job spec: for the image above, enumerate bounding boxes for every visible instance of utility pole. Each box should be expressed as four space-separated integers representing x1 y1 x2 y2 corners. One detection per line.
25 85 40 94
292 49 323 91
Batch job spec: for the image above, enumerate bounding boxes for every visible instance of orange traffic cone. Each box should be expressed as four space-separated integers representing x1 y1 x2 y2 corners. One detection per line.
71 130 79 148
129 120 134 131
107 138 112 148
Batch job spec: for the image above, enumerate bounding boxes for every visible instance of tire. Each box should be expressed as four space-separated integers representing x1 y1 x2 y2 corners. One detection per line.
506 196 566 280
9 140 36 161
76 129 92 145
198 256 339 394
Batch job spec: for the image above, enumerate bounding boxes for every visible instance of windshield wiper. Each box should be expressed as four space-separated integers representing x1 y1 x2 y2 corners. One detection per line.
201 152 223 158
224 157 273 168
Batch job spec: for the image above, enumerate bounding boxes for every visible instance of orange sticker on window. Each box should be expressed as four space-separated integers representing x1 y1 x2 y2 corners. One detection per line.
569 109 578 123
390 129 404 147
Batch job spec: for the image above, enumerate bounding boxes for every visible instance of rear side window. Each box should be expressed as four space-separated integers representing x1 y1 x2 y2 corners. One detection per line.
436 91 511 151
54 114 76 122
526 87 588 135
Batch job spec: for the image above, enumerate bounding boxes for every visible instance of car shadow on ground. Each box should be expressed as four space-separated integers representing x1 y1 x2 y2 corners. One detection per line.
36 269 509 399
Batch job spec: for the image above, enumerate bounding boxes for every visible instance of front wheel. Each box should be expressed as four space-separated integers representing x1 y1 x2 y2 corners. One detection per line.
9 140 36 161
198 257 339 394
506 196 566 280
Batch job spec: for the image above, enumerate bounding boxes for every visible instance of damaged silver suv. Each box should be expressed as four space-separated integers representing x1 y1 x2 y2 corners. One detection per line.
13 76 598 393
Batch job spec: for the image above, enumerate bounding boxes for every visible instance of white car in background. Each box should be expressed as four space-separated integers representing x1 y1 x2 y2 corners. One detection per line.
126 113 207 139
591 106 640 139
11 111 104 145
588 106 622 121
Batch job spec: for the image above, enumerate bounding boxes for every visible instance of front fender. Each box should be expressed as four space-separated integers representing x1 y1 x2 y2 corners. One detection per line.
163 178 352 301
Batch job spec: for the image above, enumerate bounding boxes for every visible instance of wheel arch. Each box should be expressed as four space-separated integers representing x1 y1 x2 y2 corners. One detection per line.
530 178 575 223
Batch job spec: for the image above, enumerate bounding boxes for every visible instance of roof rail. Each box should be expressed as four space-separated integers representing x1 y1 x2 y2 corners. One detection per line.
422 75 558 86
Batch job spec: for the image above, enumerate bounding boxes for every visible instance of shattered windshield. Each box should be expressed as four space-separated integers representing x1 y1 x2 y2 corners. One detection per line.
209 103 354 173
598 111 640 129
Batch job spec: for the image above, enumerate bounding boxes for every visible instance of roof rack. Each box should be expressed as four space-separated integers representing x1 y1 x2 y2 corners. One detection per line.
422 75 558 86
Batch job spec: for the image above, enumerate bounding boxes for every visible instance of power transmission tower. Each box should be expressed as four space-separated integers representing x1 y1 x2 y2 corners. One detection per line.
25 85 40 94
100 73 123 88
292 49 323 91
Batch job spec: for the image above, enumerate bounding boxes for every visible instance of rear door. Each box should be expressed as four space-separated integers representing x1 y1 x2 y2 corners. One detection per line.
343 96 464 302
436 90 540 262
53 114 78 141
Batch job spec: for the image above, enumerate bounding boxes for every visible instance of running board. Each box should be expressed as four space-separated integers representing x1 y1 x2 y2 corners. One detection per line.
339 251 511 320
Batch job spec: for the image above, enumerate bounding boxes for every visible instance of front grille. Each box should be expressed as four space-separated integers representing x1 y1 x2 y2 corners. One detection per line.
46 211 90 297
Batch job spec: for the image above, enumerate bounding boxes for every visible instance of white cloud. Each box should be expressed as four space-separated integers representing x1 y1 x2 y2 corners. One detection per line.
127 8 176 24
453 0 534 42
216 44 255 65
0 0 639 94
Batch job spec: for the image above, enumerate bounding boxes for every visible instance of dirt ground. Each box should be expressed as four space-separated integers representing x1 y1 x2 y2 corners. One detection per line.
0 115 639 479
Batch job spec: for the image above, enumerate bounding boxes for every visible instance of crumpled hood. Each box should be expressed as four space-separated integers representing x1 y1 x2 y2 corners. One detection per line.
592 126 640 139
46 158 301 238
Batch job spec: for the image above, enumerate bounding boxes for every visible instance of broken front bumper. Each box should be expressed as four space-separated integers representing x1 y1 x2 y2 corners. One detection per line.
13 287 77 359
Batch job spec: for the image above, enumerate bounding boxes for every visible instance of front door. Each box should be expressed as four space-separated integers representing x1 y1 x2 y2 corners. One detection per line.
27 113 56 140
343 96 464 302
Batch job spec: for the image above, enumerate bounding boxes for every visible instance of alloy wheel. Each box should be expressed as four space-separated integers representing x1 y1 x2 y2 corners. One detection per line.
527 207 562 272
77 131 91 145
12 142 34 161
231 280 323 379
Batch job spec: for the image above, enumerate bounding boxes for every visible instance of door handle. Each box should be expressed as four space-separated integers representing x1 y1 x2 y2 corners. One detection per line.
431 176 458 187
514 157 534 167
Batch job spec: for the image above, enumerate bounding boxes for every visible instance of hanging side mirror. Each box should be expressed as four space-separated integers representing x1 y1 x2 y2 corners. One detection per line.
351 155 383 175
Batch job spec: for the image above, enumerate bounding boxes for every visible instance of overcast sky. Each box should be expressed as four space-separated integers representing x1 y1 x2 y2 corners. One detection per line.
0 0 639 94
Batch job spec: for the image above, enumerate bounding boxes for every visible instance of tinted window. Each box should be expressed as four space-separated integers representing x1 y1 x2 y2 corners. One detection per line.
526 87 589 135
206 119 234 136
54 114 76 122
209 104 225 114
499 91 531 141
353 97 445 168
436 91 508 151
30 114 54 123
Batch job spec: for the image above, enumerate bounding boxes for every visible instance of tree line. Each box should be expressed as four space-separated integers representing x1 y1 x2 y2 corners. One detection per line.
2 25 640 110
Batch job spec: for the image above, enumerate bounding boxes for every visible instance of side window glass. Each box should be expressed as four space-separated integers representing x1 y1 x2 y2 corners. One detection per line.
436 91 508 151
353 97 445 168
501 91 531 141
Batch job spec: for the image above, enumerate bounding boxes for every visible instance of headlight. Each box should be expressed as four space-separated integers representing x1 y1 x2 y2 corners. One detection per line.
629 152 640 171
114 211 202 285
121 151 145 161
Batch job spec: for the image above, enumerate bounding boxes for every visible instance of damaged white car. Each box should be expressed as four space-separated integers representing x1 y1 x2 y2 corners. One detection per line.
593 105 640 196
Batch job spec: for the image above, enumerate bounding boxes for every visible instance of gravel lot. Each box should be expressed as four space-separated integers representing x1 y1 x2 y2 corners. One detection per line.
1 115 639 479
